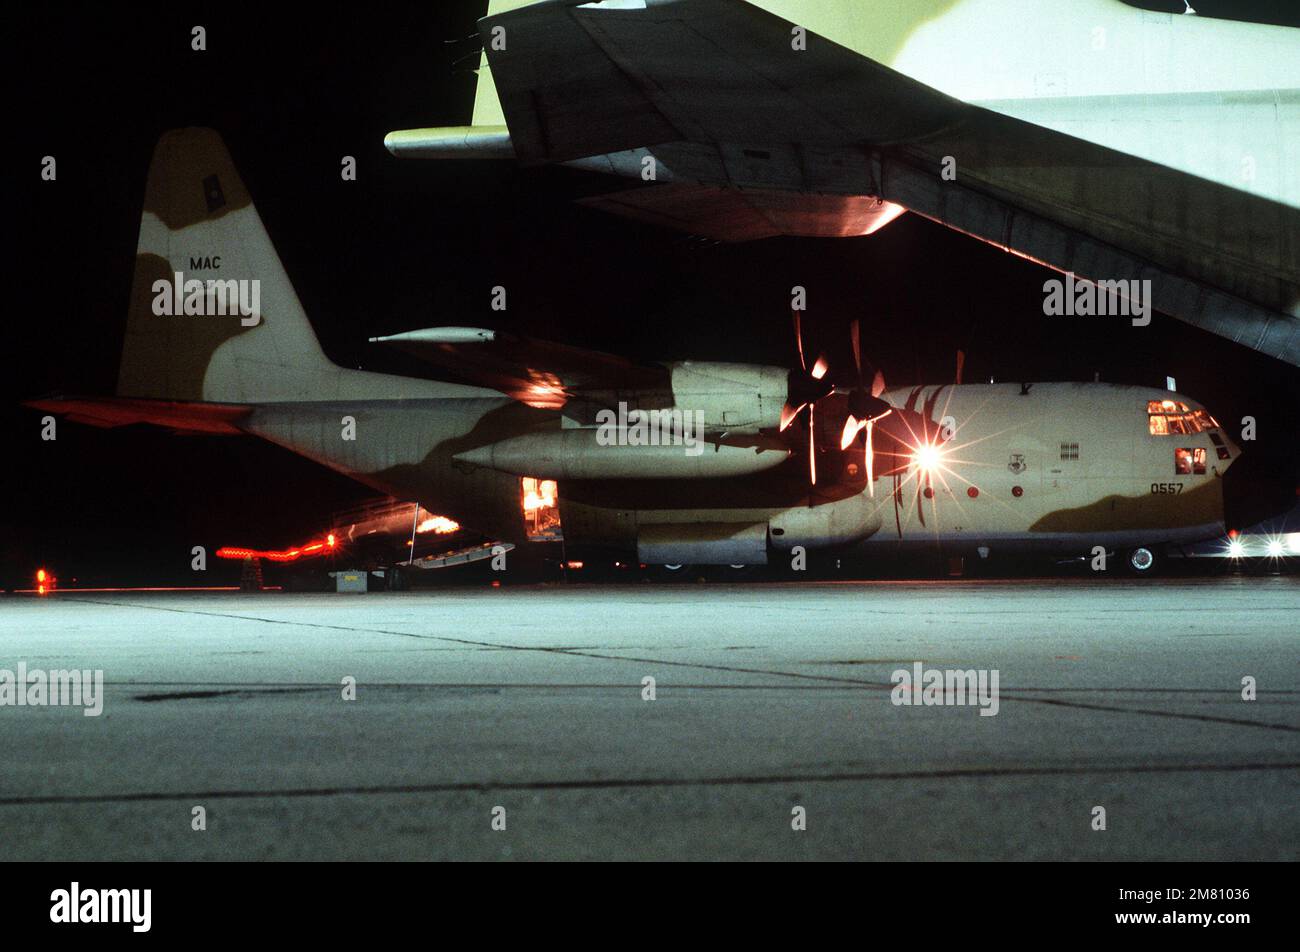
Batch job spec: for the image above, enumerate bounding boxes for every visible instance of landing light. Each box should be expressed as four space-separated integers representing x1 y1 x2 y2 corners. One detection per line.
911 442 944 473
1266 539 1284 558
1227 540 1244 558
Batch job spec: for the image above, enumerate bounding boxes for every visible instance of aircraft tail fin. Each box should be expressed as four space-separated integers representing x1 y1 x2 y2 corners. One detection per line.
469 0 540 127
117 127 337 403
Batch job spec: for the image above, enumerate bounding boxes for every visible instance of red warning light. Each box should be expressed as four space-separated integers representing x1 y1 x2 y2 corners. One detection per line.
216 533 340 563
35 568 55 595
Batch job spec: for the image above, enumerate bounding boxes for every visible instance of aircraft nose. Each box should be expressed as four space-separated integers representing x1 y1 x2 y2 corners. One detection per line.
1221 449 1298 532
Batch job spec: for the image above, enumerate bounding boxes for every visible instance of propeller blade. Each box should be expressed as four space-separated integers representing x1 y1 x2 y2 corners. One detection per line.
955 349 965 386
865 419 874 497
808 403 817 486
871 369 886 398
779 402 804 432
840 415 860 451
811 354 828 380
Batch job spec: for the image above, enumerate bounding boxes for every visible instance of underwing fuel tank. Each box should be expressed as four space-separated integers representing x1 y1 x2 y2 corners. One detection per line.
453 430 789 480
383 125 514 159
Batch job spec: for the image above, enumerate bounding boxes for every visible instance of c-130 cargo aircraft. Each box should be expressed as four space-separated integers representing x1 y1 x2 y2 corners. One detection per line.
28 130 1294 575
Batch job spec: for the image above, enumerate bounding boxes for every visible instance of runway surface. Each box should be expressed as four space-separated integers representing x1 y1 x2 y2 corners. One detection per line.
1 578 1296 861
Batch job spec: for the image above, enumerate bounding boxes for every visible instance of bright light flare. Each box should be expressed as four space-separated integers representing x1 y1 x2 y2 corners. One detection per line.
1227 540 1245 558
910 441 945 473
1266 538 1284 558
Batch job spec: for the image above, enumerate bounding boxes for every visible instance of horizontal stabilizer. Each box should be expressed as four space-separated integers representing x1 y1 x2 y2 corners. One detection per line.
26 395 252 434
370 326 667 408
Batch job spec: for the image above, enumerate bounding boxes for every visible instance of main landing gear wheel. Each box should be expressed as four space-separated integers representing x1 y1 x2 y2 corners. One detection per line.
1125 546 1159 575
648 563 691 581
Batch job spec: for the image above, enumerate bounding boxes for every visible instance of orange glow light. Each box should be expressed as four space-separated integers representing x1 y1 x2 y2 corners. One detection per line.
522 477 557 512
416 515 460 535
216 533 339 563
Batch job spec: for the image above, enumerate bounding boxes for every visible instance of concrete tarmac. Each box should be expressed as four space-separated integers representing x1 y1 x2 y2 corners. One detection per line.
1 577 1296 860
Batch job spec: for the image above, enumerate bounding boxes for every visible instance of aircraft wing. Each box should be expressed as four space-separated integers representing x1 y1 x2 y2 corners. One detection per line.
479 0 1300 365
369 326 668 409
24 395 251 434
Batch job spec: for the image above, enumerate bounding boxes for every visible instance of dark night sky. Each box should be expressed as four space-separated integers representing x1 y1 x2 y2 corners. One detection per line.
6 0 1298 584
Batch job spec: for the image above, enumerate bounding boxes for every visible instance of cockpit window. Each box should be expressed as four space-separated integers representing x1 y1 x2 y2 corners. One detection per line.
1175 447 1207 475
1148 400 1217 436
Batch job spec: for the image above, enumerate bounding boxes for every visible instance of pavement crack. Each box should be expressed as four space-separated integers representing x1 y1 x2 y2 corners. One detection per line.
2 761 1295 807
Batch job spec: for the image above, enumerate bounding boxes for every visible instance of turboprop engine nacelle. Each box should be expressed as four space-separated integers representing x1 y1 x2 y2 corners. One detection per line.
768 494 884 551
454 429 789 480
665 362 790 434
